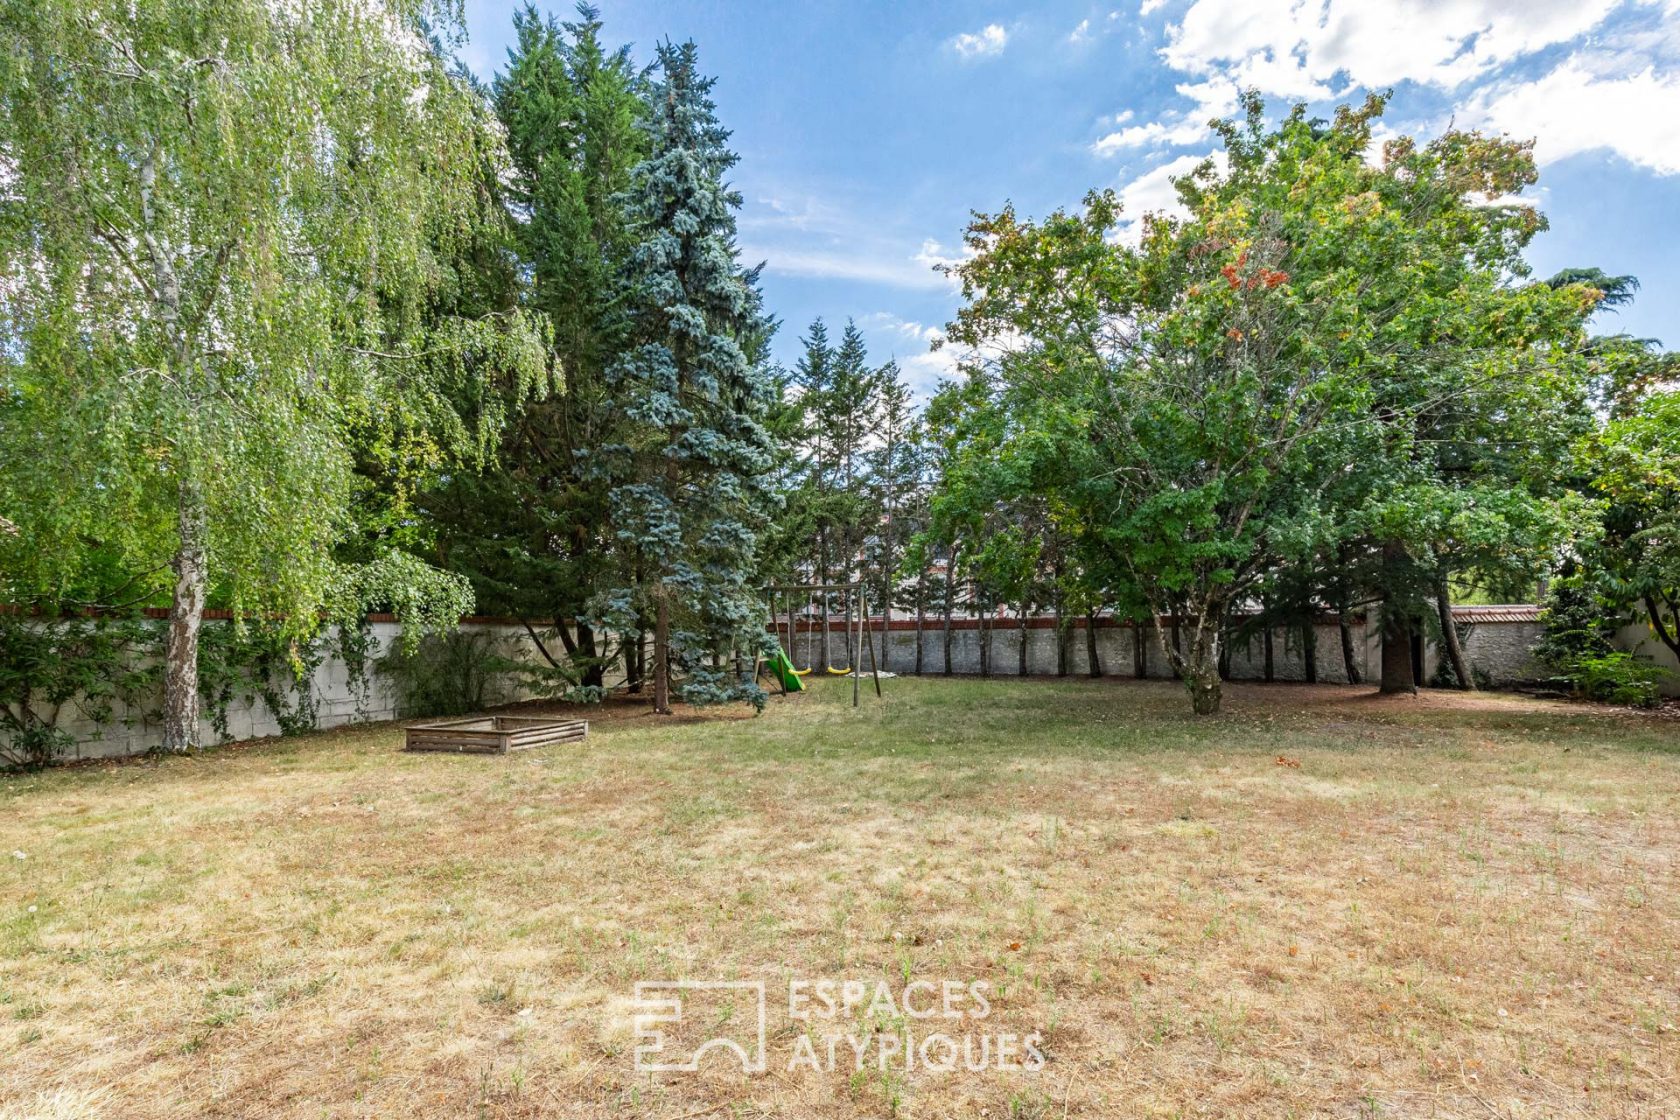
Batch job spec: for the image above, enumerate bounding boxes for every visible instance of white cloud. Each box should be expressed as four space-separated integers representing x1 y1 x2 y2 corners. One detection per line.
741 245 954 290
1140 0 1167 14
1466 59 1680 174
911 237 977 280
1161 0 1623 96
740 188 962 291
1104 0 1680 180
950 23 1008 60
856 313 962 395
1092 116 1212 154
1111 150 1229 241
1069 18 1092 43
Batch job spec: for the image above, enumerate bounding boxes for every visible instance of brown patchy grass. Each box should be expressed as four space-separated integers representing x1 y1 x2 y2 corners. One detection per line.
1 677 1678 1119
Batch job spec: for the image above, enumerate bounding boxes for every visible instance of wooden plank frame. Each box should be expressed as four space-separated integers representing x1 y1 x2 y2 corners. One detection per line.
404 715 588 755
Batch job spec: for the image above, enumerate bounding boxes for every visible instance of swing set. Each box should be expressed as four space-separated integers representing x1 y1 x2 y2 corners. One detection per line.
760 582 882 708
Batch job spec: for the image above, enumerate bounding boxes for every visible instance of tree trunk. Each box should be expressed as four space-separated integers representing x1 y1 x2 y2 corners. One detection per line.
626 624 645 694
1085 610 1102 677
1301 619 1318 684
842 591 854 672
1339 610 1362 685
1155 608 1222 715
1379 609 1417 695
1054 595 1068 677
915 581 926 675
1134 620 1148 679
652 597 672 714
942 555 956 676
1436 577 1474 690
1645 593 1680 662
578 622 603 690
162 486 207 753
1169 614 1183 680
818 533 831 672
1263 620 1275 682
1184 657 1221 714
1018 604 1030 677
880 556 893 673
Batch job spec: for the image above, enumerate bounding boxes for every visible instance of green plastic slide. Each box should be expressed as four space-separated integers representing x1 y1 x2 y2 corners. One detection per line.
765 646 805 692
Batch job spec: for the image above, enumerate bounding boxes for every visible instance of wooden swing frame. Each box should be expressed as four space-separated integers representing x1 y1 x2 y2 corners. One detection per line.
761 582 882 708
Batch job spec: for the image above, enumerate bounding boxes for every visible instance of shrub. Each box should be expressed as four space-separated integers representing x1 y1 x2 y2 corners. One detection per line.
378 629 503 718
1536 571 1669 707
1566 651 1666 708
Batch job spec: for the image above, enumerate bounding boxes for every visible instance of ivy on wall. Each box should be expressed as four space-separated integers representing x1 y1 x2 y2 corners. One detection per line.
0 614 386 769
0 614 159 769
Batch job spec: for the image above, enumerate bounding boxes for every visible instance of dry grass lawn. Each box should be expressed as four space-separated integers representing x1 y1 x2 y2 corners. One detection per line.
2 677 1678 1119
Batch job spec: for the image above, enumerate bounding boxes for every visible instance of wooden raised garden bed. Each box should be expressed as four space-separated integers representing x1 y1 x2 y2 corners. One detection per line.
403 715 588 755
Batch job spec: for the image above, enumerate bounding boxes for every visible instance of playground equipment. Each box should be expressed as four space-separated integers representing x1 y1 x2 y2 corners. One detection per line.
764 646 805 693
761 582 882 708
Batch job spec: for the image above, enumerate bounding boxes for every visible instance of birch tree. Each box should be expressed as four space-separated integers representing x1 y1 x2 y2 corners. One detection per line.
0 0 552 749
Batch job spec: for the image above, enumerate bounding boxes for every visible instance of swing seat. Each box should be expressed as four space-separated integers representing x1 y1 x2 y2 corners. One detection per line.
825 665 853 675
791 666 813 676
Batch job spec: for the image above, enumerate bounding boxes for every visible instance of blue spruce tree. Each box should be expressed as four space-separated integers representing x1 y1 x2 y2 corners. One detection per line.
596 41 778 714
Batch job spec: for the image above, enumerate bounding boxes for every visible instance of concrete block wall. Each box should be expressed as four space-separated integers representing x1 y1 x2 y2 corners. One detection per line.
800 616 1374 683
44 619 541 762
785 610 1564 691
22 604 1603 763
1616 617 1680 697
1426 621 1548 687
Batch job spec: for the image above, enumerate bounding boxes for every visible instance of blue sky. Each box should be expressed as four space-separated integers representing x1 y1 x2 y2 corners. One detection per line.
460 0 1680 394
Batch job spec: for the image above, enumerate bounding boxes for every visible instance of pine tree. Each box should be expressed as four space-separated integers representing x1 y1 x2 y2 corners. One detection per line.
421 4 647 693
596 41 778 713
828 321 883 585
865 362 917 668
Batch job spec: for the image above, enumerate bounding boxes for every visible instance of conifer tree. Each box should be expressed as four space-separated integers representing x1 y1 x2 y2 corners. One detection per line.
865 362 918 667
595 41 778 713
420 4 647 694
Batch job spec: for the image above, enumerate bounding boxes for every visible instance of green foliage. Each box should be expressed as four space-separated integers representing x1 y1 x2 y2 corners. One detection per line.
1563 652 1666 708
0 0 553 617
1582 389 1680 663
0 0 554 750
591 41 779 711
1536 569 1668 707
1541 584 1667 707
0 610 396 767
378 630 503 719
936 93 1596 712
332 552 475 654
196 621 378 740
0 614 158 768
415 4 649 691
